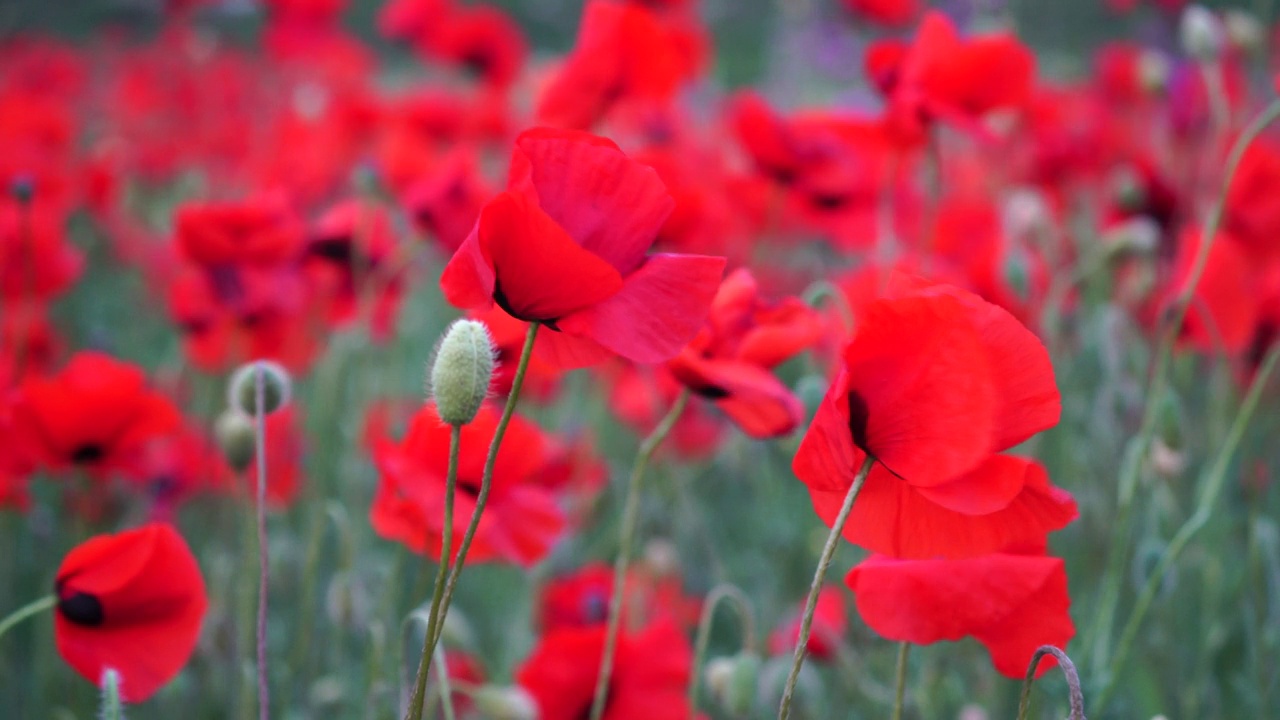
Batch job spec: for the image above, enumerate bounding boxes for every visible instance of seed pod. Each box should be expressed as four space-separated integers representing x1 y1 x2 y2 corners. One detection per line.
227 360 292 417
429 319 496 426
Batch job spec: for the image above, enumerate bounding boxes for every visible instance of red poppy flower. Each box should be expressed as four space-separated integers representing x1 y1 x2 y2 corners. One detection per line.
302 199 404 340
440 127 725 368
11 352 181 479
845 552 1074 679
537 1 694 129
1225 138 1280 261
516 619 692 720
430 5 528 90
667 268 822 438
243 406 305 509
537 562 698 633
403 148 493 253
471 306 562 401
768 585 847 661
793 280 1074 558
866 12 1035 146
55 523 208 702
606 362 726 459
1167 230 1261 354
175 198 304 268
135 423 231 521
0 199 83 303
841 0 919 26
370 402 566 568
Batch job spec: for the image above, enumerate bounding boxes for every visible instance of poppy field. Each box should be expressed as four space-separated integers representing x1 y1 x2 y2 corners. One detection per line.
3 0 1280 718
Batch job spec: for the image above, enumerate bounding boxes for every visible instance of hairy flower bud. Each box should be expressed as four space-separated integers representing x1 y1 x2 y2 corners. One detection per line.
705 652 761 717
1180 5 1224 62
215 410 256 473
429 319 496 426
227 360 292 417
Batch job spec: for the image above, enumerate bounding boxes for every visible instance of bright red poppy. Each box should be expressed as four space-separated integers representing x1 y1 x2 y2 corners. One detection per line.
440 127 725 368
370 402 566 567
841 0 919 26
768 585 847 661
175 197 304 268
302 199 404 340
845 551 1074 678
667 268 822 438
515 619 693 720
55 523 208 702
537 562 698 633
866 12 1035 146
793 280 1075 558
10 352 181 479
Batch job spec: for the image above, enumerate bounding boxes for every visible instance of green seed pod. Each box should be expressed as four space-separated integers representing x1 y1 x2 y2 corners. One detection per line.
429 319 496 426
215 410 256 473
227 360 292 417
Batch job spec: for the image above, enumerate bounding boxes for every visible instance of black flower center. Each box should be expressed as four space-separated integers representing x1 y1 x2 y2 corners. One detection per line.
58 592 105 627
70 444 105 464
847 391 870 452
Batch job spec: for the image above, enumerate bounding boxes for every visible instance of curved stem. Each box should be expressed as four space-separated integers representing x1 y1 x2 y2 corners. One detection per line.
405 425 461 720
589 388 692 720
0 595 54 643
404 322 540 720
1094 343 1280 708
1017 646 1086 720
1088 98 1280 674
777 455 876 720
801 280 854 335
254 367 271 720
890 642 910 720
688 583 757 713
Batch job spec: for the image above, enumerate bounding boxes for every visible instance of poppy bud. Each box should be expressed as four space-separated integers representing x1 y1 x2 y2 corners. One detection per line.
642 538 680 577
227 360 292 417
704 651 761 717
1180 5 1224 62
1225 11 1264 55
215 410 256 473
429 319 496 426
325 571 371 630
99 668 123 720
471 686 538 720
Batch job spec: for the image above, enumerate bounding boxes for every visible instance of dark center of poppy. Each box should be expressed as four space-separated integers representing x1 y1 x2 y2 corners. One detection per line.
581 590 609 624
58 591 105 627
308 237 354 264
461 50 492 78
457 477 482 498
692 383 730 400
847 391 871 452
809 192 850 211
493 277 562 330
70 444 105 464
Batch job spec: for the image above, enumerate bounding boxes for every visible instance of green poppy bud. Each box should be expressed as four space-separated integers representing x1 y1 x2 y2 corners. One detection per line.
215 410 256 473
429 319 496 426
227 360 292 417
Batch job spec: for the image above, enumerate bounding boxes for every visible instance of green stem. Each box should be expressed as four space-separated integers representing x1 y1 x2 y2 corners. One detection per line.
99 668 123 720
253 367 270 720
777 455 876 720
890 642 911 720
1094 343 1280 708
432 643 457 720
1088 98 1280 676
404 322 540 720
800 280 854 335
1017 646 1086 720
688 583 757 713
404 425 461 720
0 595 54 643
589 388 692 720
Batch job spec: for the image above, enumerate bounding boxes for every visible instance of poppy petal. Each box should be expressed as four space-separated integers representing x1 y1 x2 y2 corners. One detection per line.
792 374 866 493
557 253 725 364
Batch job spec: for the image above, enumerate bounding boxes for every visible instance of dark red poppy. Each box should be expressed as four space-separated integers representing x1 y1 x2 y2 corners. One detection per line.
0 198 83 304
845 551 1074 679
370 402 566 568
793 280 1075 558
536 1 694 129
11 352 181 479
440 127 725 368
840 0 919 26
55 523 208 701
667 268 822 438
430 5 528 90
866 12 1035 146
135 423 231 521
516 619 693 720
768 585 847 661
302 199 404 340
537 562 698 633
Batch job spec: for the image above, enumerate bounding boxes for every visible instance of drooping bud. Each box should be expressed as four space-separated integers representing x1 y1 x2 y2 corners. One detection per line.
704 652 761 717
429 319 496 426
215 410 256 473
1180 5 1224 62
227 360 292 417
471 686 538 720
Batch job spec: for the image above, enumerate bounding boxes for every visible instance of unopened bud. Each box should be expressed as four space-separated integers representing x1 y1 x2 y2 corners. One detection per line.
1137 50 1170 95
471 686 538 720
704 652 761 717
325 571 371 629
215 410 256 473
643 538 680 577
1180 5 1224 62
228 360 292 416
1225 11 1264 54
429 319 496 425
